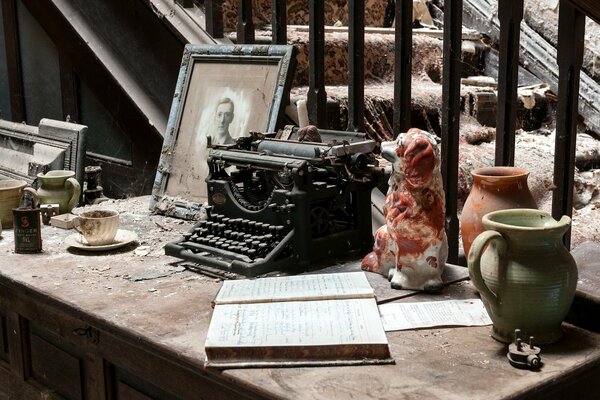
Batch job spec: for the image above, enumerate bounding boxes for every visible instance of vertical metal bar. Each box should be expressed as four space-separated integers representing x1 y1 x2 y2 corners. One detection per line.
272 0 287 44
206 0 224 39
2 0 26 122
307 0 326 127
347 0 365 132
237 0 254 44
441 0 462 264
495 0 523 166
393 0 413 135
553 0 585 249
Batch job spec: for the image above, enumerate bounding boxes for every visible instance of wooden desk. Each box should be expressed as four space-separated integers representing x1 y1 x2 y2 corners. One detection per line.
1 197 599 399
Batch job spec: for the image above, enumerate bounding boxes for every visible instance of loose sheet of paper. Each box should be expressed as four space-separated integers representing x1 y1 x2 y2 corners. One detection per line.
214 271 374 305
378 299 492 332
206 298 388 347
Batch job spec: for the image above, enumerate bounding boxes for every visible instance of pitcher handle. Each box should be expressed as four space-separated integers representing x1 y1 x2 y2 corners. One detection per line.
65 177 81 212
467 230 507 313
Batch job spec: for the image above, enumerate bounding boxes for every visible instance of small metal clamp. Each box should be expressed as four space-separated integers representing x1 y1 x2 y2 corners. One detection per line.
507 329 542 369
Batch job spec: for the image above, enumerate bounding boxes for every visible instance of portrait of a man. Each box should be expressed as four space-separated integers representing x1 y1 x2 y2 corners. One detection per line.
162 53 289 203
212 97 235 145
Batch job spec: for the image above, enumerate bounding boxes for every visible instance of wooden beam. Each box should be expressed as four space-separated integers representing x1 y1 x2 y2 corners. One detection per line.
553 0 585 248
393 0 413 135
236 0 254 44
495 0 523 166
569 0 600 24
205 0 224 39
307 0 326 127
271 0 287 44
347 0 365 132
441 0 462 263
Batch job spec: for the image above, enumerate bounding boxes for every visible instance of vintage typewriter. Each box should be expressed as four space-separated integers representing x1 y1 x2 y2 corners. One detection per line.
165 127 384 277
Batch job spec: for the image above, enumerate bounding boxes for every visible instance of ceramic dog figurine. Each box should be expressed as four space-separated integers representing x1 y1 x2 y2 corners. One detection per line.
362 128 447 292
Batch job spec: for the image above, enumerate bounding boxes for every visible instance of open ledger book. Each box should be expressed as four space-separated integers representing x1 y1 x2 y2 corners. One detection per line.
205 272 393 368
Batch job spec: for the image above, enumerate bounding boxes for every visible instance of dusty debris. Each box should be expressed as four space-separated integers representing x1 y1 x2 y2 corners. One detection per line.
134 246 151 256
127 265 186 282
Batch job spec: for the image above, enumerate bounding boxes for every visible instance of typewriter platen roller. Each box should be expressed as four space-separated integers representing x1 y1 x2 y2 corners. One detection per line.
165 128 384 277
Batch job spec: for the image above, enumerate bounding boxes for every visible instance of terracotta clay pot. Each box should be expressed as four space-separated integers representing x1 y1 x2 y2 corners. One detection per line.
460 167 537 257
468 209 578 344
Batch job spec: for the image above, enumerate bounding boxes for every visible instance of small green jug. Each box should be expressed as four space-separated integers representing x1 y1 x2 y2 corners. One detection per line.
37 170 81 214
468 208 578 344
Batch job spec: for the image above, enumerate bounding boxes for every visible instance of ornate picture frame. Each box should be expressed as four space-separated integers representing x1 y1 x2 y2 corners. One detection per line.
150 44 296 219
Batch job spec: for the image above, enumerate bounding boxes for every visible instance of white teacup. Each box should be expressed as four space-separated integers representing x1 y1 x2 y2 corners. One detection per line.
73 210 119 246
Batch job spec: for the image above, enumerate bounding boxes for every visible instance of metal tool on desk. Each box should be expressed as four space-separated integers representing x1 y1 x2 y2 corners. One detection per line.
165 129 385 277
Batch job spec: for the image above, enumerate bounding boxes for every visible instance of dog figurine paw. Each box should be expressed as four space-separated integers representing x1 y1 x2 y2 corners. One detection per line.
362 128 447 292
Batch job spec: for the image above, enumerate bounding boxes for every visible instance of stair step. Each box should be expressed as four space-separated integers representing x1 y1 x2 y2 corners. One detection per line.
290 81 553 141
261 30 486 86
220 0 394 32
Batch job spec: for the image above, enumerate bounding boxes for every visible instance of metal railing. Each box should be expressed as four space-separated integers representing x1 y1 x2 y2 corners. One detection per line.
197 0 583 260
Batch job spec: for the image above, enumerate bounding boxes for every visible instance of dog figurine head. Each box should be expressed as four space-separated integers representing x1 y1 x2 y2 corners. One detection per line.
381 128 441 188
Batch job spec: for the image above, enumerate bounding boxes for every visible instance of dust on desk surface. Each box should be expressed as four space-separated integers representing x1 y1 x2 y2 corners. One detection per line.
0 195 194 258
0 196 222 300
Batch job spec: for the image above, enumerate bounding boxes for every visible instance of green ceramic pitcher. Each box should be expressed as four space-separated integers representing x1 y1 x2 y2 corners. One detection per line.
37 170 81 214
468 208 578 345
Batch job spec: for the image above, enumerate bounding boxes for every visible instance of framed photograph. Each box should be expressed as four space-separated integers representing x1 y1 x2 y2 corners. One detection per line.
150 44 296 219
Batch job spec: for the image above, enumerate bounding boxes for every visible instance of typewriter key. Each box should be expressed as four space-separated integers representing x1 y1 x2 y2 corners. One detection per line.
275 226 285 237
258 243 268 255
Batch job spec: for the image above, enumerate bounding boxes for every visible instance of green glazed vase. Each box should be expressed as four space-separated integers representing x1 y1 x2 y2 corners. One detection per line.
468 208 578 344
37 170 81 214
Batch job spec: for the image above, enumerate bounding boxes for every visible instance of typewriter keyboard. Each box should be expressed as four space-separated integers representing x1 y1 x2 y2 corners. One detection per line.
170 213 289 265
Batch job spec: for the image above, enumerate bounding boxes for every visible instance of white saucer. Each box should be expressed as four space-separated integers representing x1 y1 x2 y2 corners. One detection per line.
65 229 138 251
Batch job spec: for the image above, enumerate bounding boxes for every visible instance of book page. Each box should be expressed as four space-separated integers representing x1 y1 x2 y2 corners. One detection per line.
205 298 388 348
213 272 374 305
378 299 492 332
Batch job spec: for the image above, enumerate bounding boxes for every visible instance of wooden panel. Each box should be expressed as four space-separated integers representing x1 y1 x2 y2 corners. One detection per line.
6 311 28 380
99 331 259 400
29 331 84 400
0 312 8 362
117 382 153 400
107 363 178 400
1 365 64 400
